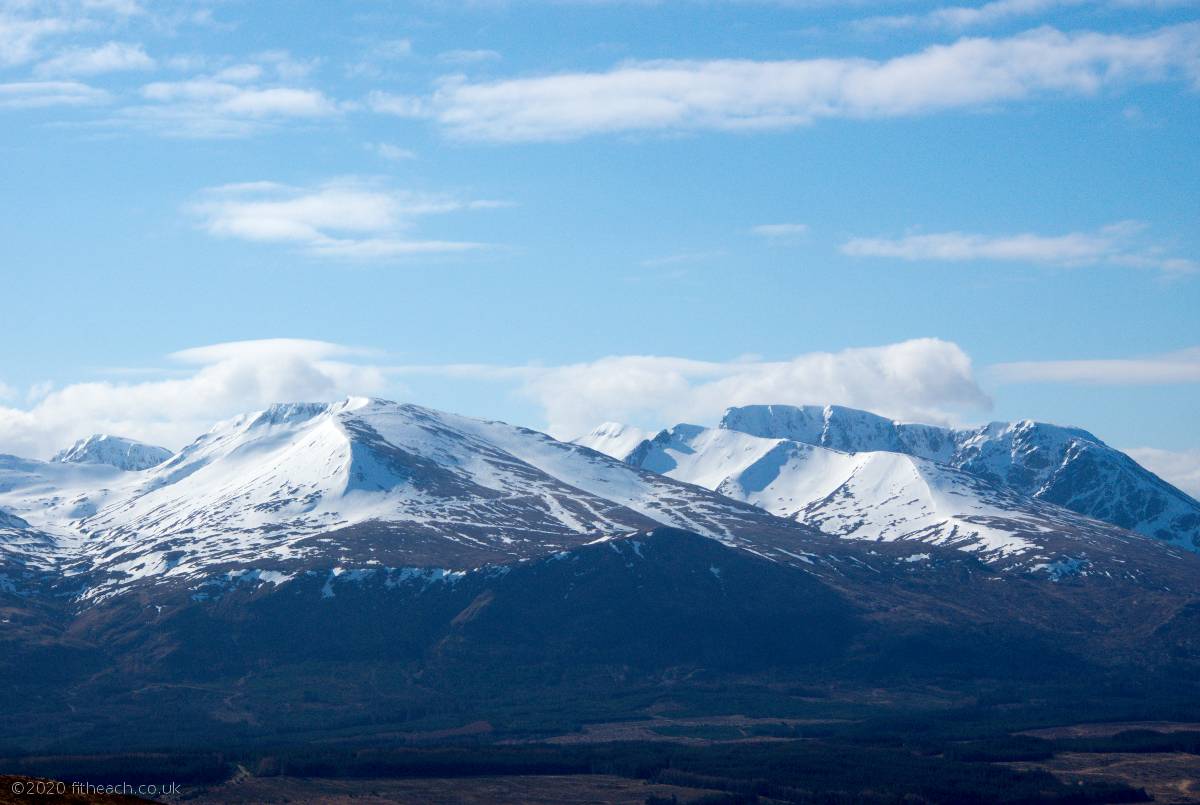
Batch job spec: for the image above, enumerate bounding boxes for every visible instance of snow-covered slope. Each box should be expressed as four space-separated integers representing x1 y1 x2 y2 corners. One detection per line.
573 422 649 460
4 397 1192 601
0 399 817 599
719 405 1200 551
0 453 131 539
0 434 173 574
53 434 172 471
624 423 1180 570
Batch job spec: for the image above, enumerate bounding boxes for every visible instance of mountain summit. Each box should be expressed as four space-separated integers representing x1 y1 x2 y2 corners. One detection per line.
52 434 172 471
625 422 1173 573
602 404 1200 552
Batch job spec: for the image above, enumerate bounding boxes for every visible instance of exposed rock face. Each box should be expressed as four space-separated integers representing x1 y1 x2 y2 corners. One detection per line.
714 404 1200 551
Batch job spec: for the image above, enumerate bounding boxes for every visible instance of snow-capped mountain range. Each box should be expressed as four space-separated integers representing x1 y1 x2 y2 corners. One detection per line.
618 423 1155 571
0 398 1195 602
2 399 1196 758
584 404 1200 554
0 398 816 600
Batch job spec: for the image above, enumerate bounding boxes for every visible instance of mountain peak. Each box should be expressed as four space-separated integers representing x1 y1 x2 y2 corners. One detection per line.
720 403 905 453
713 403 1199 551
52 434 173 472
572 421 650 459
247 396 384 426
975 417 1105 447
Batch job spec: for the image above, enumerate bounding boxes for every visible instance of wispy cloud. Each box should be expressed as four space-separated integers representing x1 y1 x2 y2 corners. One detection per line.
345 38 413 78
639 250 725 267
366 90 429 118
188 178 497 260
34 41 154 76
0 80 110 108
841 222 1197 275
0 1 153 69
858 0 1189 33
142 81 332 115
752 223 809 239
1124 446 1200 498
74 0 145 16
369 142 418 161
401 23 1200 141
0 14 75 67
859 0 1082 32
992 347 1200 384
112 52 338 137
437 49 502 65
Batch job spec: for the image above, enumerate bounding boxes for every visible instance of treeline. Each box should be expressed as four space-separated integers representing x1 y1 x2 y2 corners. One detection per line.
1056 729 1200 754
938 729 1200 761
239 740 1147 804
5 729 1192 803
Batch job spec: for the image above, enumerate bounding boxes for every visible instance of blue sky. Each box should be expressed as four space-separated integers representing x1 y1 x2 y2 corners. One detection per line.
1 0 1198 491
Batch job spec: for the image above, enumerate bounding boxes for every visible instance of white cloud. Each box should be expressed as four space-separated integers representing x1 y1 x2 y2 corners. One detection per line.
860 0 1080 32
35 41 153 76
212 63 263 82
752 223 809 239
77 0 145 16
345 38 413 78
0 1 154 69
0 14 73 67
395 338 992 439
411 23 1200 141
125 78 337 135
107 52 336 136
859 0 1191 33
0 339 390 459
438 49 502 65
0 337 1002 461
1124 447 1200 499
367 90 431 118
841 221 1198 275
374 39 413 59
640 250 725 267
24 381 53 404
992 347 1200 385
369 142 418 161
168 338 377 365
189 178 493 259
0 80 109 108
254 49 318 81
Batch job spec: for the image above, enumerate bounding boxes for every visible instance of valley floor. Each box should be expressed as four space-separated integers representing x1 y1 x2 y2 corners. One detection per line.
159 742 1200 805
168 774 720 804
9 712 1200 805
